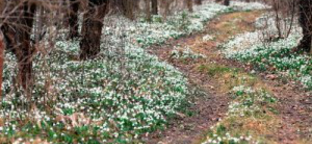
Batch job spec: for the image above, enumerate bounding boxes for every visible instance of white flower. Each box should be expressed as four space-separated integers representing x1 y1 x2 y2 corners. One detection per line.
203 34 213 41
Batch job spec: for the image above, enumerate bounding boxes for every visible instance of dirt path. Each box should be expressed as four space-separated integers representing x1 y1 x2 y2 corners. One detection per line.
144 10 312 144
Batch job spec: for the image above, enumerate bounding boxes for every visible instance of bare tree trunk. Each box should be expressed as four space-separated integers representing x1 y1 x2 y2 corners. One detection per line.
109 0 139 20
160 0 172 20
17 2 36 92
0 32 4 99
272 0 282 39
122 0 135 20
68 0 80 39
1 1 36 91
297 0 312 53
194 0 202 5
145 0 152 21
151 0 158 15
187 0 193 12
112 0 135 20
224 0 230 6
80 0 108 60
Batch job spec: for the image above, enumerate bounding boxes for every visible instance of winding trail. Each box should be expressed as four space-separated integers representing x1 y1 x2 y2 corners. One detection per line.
144 10 312 144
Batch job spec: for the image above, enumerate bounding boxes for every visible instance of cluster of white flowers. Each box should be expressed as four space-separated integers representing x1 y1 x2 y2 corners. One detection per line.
232 85 255 94
132 2 230 48
202 132 253 144
171 46 206 59
299 75 312 88
229 86 275 116
230 1 270 11
222 12 312 89
202 85 275 144
203 34 214 42
0 1 246 143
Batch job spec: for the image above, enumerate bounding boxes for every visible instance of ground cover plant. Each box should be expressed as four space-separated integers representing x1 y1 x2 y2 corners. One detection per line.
198 63 280 144
0 1 243 143
1 0 312 143
222 13 312 89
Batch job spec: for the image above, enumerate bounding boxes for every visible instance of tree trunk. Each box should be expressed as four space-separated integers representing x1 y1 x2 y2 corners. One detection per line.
194 0 202 5
80 0 108 60
109 0 139 20
160 0 171 20
145 0 151 21
68 0 80 39
151 0 158 15
113 0 135 20
298 0 312 53
215 0 222 3
0 32 4 99
1 1 36 91
17 2 36 91
224 0 230 6
122 0 135 20
187 0 193 12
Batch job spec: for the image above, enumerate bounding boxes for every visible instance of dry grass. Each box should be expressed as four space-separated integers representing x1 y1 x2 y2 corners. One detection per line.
210 10 264 42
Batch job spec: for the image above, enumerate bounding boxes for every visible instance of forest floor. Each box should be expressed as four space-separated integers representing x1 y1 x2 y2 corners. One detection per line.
144 10 312 144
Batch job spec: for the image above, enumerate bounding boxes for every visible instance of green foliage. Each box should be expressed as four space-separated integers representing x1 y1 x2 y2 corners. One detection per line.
223 30 312 89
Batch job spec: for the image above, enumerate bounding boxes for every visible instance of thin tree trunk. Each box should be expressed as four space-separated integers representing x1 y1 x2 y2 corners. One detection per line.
68 0 80 39
17 2 36 91
145 0 151 21
224 0 230 6
80 0 108 60
161 0 171 20
285 0 296 38
117 0 135 20
151 0 158 15
0 32 4 99
187 0 193 12
34 6 44 43
194 0 202 5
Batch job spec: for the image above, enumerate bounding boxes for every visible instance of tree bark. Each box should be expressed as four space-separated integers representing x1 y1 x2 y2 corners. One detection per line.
187 0 193 12
18 2 36 91
1 1 36 91
0 32 4 99
110 0 135 20
298 0 312 53
194 0 202 5
224 0 230 6
151 0 158 15
68 0 80 39
80 0 108 60
145 0 152 21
